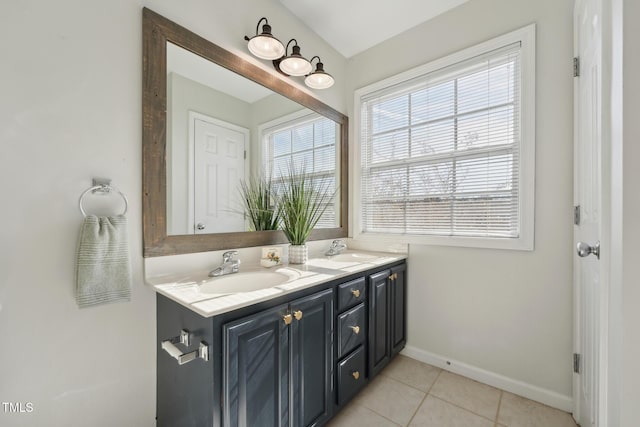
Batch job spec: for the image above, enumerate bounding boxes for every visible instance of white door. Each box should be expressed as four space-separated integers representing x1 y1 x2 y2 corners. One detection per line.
574 0 604 425
192 116 247 234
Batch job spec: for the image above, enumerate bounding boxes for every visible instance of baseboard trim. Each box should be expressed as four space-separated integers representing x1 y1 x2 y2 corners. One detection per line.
401 345 573 412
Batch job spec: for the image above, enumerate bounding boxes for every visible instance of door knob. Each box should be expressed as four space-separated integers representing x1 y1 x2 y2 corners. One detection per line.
577 241 600 259
196 223 206 230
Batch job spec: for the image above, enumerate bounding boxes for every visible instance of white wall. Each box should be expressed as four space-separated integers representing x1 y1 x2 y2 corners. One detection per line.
347 0 575 408
0 0 346 425
617 0 640 424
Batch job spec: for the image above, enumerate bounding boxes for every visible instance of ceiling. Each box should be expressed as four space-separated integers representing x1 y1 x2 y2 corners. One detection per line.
279 0 471 58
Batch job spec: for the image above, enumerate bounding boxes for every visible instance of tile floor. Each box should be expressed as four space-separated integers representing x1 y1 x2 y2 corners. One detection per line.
327 355 578 427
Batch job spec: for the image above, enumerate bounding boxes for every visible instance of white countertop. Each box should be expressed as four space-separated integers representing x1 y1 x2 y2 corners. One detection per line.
146 250 407 317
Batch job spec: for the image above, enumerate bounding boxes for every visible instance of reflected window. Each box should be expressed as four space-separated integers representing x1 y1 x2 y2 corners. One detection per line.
262 112 338 228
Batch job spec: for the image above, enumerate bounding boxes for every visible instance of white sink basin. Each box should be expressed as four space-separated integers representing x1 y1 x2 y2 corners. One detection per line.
199 269 298 294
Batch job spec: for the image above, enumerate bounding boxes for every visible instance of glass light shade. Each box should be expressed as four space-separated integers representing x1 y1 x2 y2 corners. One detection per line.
278 44 312 76
247 35 285 60
305 65 334 89
279 57 312 76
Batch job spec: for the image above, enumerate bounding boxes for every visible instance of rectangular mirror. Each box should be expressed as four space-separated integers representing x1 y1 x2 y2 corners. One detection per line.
143 8 348 257
166 42 341 235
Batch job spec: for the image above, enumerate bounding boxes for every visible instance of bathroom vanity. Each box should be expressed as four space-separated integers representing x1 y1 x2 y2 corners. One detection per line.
153 253 407 427
141 9 407 426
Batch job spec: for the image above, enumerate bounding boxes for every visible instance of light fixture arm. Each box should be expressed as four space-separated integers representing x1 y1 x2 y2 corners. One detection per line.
244 17 269 41
309 56 321 66
284 38 299 56
255 17 268 35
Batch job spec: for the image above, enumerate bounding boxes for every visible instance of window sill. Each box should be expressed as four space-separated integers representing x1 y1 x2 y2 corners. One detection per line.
352 231 534 251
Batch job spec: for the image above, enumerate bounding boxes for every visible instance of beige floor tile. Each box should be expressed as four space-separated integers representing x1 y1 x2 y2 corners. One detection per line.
497 392 577 427
409 395 494 427
429 371 501 420
382 355 442 392
353 374 426 426
408 395 495 427
327 401 400 427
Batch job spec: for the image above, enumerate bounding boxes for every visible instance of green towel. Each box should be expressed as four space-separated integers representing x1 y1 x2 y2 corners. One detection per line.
76 215 131 308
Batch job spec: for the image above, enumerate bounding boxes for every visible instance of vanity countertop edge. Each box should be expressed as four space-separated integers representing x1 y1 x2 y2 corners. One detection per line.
146 250 408 318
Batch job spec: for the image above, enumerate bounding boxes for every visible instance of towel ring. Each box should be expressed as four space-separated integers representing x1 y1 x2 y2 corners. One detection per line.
79 185 129 217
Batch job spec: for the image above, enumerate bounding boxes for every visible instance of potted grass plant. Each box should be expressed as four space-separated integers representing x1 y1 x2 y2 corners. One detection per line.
239 175 280 231
274 164 334 264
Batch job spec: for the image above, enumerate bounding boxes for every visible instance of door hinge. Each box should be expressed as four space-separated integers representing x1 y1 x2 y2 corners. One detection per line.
573 57 580 77
574 205 581 225
573 353 581 374
244 150 247 160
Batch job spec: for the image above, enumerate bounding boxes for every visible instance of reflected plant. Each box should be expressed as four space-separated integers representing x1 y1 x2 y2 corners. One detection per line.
273 163 336 246
239 175 280 231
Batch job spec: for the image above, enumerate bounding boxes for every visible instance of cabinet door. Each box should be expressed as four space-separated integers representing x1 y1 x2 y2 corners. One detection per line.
390 264 407 355
223 303 290 427
290 289 333 427
368 270 390 378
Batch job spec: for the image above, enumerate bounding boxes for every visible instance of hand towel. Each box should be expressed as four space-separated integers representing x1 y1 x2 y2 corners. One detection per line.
76 215 131 308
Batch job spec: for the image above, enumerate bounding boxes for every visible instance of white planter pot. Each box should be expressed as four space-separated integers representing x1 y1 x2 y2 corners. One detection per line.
288 244 308 264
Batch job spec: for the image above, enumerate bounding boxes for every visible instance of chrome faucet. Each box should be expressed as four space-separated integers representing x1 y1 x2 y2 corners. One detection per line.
209 251 241 277
325 239 348 256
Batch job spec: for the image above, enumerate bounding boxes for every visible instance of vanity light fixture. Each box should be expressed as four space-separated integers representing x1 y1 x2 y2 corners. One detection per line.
244 17 285 60
304 56 334 89
275 39 313 77
245 19 334 89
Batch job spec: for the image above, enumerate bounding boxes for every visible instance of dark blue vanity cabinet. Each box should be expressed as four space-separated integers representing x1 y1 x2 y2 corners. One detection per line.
223 289 333 427
368 264 407 378
156 260 406 427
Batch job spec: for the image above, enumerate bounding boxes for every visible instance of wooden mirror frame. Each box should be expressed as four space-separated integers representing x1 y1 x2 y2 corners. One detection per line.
142 8 348 257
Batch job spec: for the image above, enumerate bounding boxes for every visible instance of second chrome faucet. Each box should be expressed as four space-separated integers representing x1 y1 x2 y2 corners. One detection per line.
209 250 241 277
325 239 347 256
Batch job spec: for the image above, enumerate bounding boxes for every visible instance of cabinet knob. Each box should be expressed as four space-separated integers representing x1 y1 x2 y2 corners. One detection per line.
294 310 303 321
352 371 360 380
282 314 293 325
390 273 397 281
351 289 360 298
350 325 360 335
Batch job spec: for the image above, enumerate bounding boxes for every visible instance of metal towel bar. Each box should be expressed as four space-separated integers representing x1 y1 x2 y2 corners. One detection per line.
161 329 209 365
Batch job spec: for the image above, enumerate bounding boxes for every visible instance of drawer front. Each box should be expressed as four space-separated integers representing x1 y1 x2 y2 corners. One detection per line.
337 277 366 312
337 303 366 359
337 346 366 405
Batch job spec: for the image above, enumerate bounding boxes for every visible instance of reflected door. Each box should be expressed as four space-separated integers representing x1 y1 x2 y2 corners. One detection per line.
192 115 247 234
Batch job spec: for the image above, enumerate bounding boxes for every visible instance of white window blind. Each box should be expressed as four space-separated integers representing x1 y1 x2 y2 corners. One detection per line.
262 114 338 228
360 42 523 239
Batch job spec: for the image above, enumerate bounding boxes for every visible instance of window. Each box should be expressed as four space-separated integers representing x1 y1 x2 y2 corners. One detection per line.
354 25 535 250
261 111 340 228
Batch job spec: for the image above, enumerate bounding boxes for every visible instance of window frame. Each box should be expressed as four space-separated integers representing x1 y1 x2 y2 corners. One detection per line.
352 24 536 250
258 109 342 228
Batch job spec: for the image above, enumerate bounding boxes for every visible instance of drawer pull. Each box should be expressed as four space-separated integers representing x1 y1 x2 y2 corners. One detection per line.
350 325 360 335
294 310 303 321
283 314 293 325
352 371 360 380
351 289 360 298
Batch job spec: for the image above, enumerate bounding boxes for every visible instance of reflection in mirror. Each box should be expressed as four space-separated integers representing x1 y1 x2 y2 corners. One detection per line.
142 8 348 257
166 42 340 236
